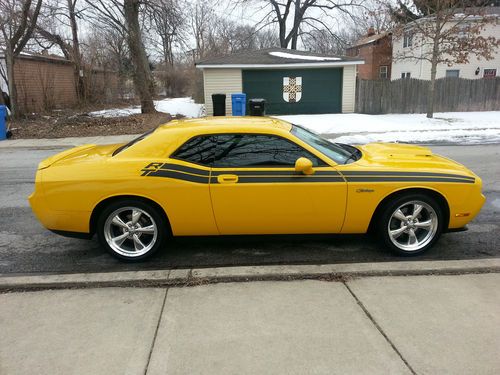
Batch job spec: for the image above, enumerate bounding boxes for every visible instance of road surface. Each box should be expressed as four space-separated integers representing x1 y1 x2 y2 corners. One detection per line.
0 144 498 275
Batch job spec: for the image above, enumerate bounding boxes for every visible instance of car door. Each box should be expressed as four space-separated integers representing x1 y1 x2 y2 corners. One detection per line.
209 133 347 235
159 134 219 236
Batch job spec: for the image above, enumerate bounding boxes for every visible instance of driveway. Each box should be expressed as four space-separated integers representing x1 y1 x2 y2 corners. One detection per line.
0 144 498 275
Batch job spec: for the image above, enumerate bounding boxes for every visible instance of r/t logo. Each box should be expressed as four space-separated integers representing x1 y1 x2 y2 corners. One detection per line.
141 162 164 176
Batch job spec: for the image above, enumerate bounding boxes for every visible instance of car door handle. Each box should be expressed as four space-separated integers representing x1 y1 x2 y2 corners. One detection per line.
217 174 239 184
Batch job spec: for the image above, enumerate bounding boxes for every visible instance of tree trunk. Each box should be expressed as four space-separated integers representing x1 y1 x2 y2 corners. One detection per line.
278 19 288 48
124 0 156 113
68 0 84 102
427 62 437 118
426 34 440 119
5 48 18 117
290 0 301 50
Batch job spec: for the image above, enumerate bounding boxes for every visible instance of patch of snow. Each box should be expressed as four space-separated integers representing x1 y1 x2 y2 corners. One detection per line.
89 97 204 118
269 51 341 61
275 111 500 145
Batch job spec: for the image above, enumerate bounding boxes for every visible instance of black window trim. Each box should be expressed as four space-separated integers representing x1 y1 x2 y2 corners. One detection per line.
170 132 330 168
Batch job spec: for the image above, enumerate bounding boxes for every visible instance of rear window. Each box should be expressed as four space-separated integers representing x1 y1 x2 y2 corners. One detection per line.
171 135 216 166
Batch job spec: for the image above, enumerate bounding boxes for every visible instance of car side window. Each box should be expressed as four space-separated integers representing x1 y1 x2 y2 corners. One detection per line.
213 134 325 168
171 135 215 166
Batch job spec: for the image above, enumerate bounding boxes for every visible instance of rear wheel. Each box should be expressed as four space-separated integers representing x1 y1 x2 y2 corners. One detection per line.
97 200 167 261
378 193 444 256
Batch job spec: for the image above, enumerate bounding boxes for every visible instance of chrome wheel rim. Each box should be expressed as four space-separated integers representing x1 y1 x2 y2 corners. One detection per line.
104 207 158 257
388 200 438 252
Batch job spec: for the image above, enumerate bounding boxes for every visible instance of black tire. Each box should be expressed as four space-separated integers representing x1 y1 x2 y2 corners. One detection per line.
376 193 444 256
97 199 168 261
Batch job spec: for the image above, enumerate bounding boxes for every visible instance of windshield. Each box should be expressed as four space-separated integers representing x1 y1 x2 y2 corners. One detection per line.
291 125 361 164
112 128 156 156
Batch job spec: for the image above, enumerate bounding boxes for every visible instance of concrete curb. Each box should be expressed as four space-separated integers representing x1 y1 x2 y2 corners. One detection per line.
0 134 139 149
1 258 499 291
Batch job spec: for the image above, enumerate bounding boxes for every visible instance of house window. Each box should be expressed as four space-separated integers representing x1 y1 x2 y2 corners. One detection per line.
483 69 497 78
379 65 388 79
446 70 460 78
403 32 413 48
401 72 411 79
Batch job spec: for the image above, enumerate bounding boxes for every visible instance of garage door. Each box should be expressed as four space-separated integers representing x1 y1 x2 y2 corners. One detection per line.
242 68 343 115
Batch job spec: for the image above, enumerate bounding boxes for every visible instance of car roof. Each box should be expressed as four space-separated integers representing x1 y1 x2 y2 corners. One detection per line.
155 116 293 134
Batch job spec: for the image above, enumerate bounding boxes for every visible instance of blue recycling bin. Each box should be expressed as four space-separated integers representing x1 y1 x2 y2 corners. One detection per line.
231 93 246 116
0 105 6 140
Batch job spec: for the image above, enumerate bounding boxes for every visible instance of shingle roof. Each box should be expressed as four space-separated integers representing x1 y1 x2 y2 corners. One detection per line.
195 48 363 67
348 32 390 48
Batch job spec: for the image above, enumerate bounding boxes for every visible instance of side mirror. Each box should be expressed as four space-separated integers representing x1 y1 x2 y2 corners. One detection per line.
295 157 315 175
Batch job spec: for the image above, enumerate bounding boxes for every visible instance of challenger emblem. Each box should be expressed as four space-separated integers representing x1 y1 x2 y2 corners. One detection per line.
283 77 302 103
356 188 375 193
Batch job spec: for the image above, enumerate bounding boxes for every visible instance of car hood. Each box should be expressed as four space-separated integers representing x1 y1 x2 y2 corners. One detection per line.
354 143 475 177
38 143 122 169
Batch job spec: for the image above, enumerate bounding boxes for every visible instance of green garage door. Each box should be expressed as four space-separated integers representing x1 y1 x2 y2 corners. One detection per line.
242 68 343 115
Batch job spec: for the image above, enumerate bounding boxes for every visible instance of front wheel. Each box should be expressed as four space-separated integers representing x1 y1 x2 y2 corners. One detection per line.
378 194 444 256
97 200 167 261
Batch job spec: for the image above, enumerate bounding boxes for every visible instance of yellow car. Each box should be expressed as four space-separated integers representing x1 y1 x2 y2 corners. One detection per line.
29 117 485 261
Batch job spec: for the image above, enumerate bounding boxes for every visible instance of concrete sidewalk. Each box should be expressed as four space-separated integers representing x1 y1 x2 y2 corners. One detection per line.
0 134 138 148
1 273 499 374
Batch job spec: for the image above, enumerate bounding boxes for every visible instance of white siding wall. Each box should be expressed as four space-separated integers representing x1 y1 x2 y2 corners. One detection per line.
342 65 356 113
203 68 242 115
391 21 500 80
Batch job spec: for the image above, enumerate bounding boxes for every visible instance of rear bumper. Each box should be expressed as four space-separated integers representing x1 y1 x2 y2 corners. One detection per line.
29 170 91 234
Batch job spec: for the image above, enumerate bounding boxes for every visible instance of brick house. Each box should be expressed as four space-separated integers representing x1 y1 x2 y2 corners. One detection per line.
346 29 392 80
0 52 120 113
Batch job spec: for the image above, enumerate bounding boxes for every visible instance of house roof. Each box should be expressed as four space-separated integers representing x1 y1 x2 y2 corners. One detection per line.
0 52 71 64
348 32 390 49
196 48 363 69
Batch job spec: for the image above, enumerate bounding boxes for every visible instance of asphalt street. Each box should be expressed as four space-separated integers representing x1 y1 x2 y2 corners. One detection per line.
0 144 498 275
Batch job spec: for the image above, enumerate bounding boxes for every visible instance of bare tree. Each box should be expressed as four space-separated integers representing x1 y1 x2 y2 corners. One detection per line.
242 0 363 49
346 0 394 38
35 0 85 100
85 0 155 112
147 0 185 67
0 0 43 116
189 0 279 59
301 28 353 54
124 0 156 112
391 0 500 118
190 0 216 59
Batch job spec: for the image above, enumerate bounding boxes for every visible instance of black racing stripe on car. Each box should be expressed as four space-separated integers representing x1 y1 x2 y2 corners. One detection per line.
340 170 475 180
211 170 341 177
147 169 209 183
345 176 475 184
159 163 211 176
235 176 345 183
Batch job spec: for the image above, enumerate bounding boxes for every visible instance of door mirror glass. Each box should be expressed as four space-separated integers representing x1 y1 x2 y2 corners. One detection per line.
295 157 314 175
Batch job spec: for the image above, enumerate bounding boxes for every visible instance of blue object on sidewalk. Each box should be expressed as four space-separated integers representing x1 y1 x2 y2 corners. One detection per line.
0 105 6 140
231 93 247 116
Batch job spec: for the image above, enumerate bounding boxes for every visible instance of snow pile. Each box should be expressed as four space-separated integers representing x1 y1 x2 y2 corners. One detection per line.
276 111 500 145
269 51 341 61
89 97 204 118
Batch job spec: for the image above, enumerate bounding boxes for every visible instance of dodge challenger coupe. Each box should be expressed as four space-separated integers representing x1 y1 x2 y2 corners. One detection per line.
29 116 485 261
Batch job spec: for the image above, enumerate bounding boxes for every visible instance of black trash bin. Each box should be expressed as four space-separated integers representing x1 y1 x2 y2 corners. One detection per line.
249 98 266 116
212 93 226 116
